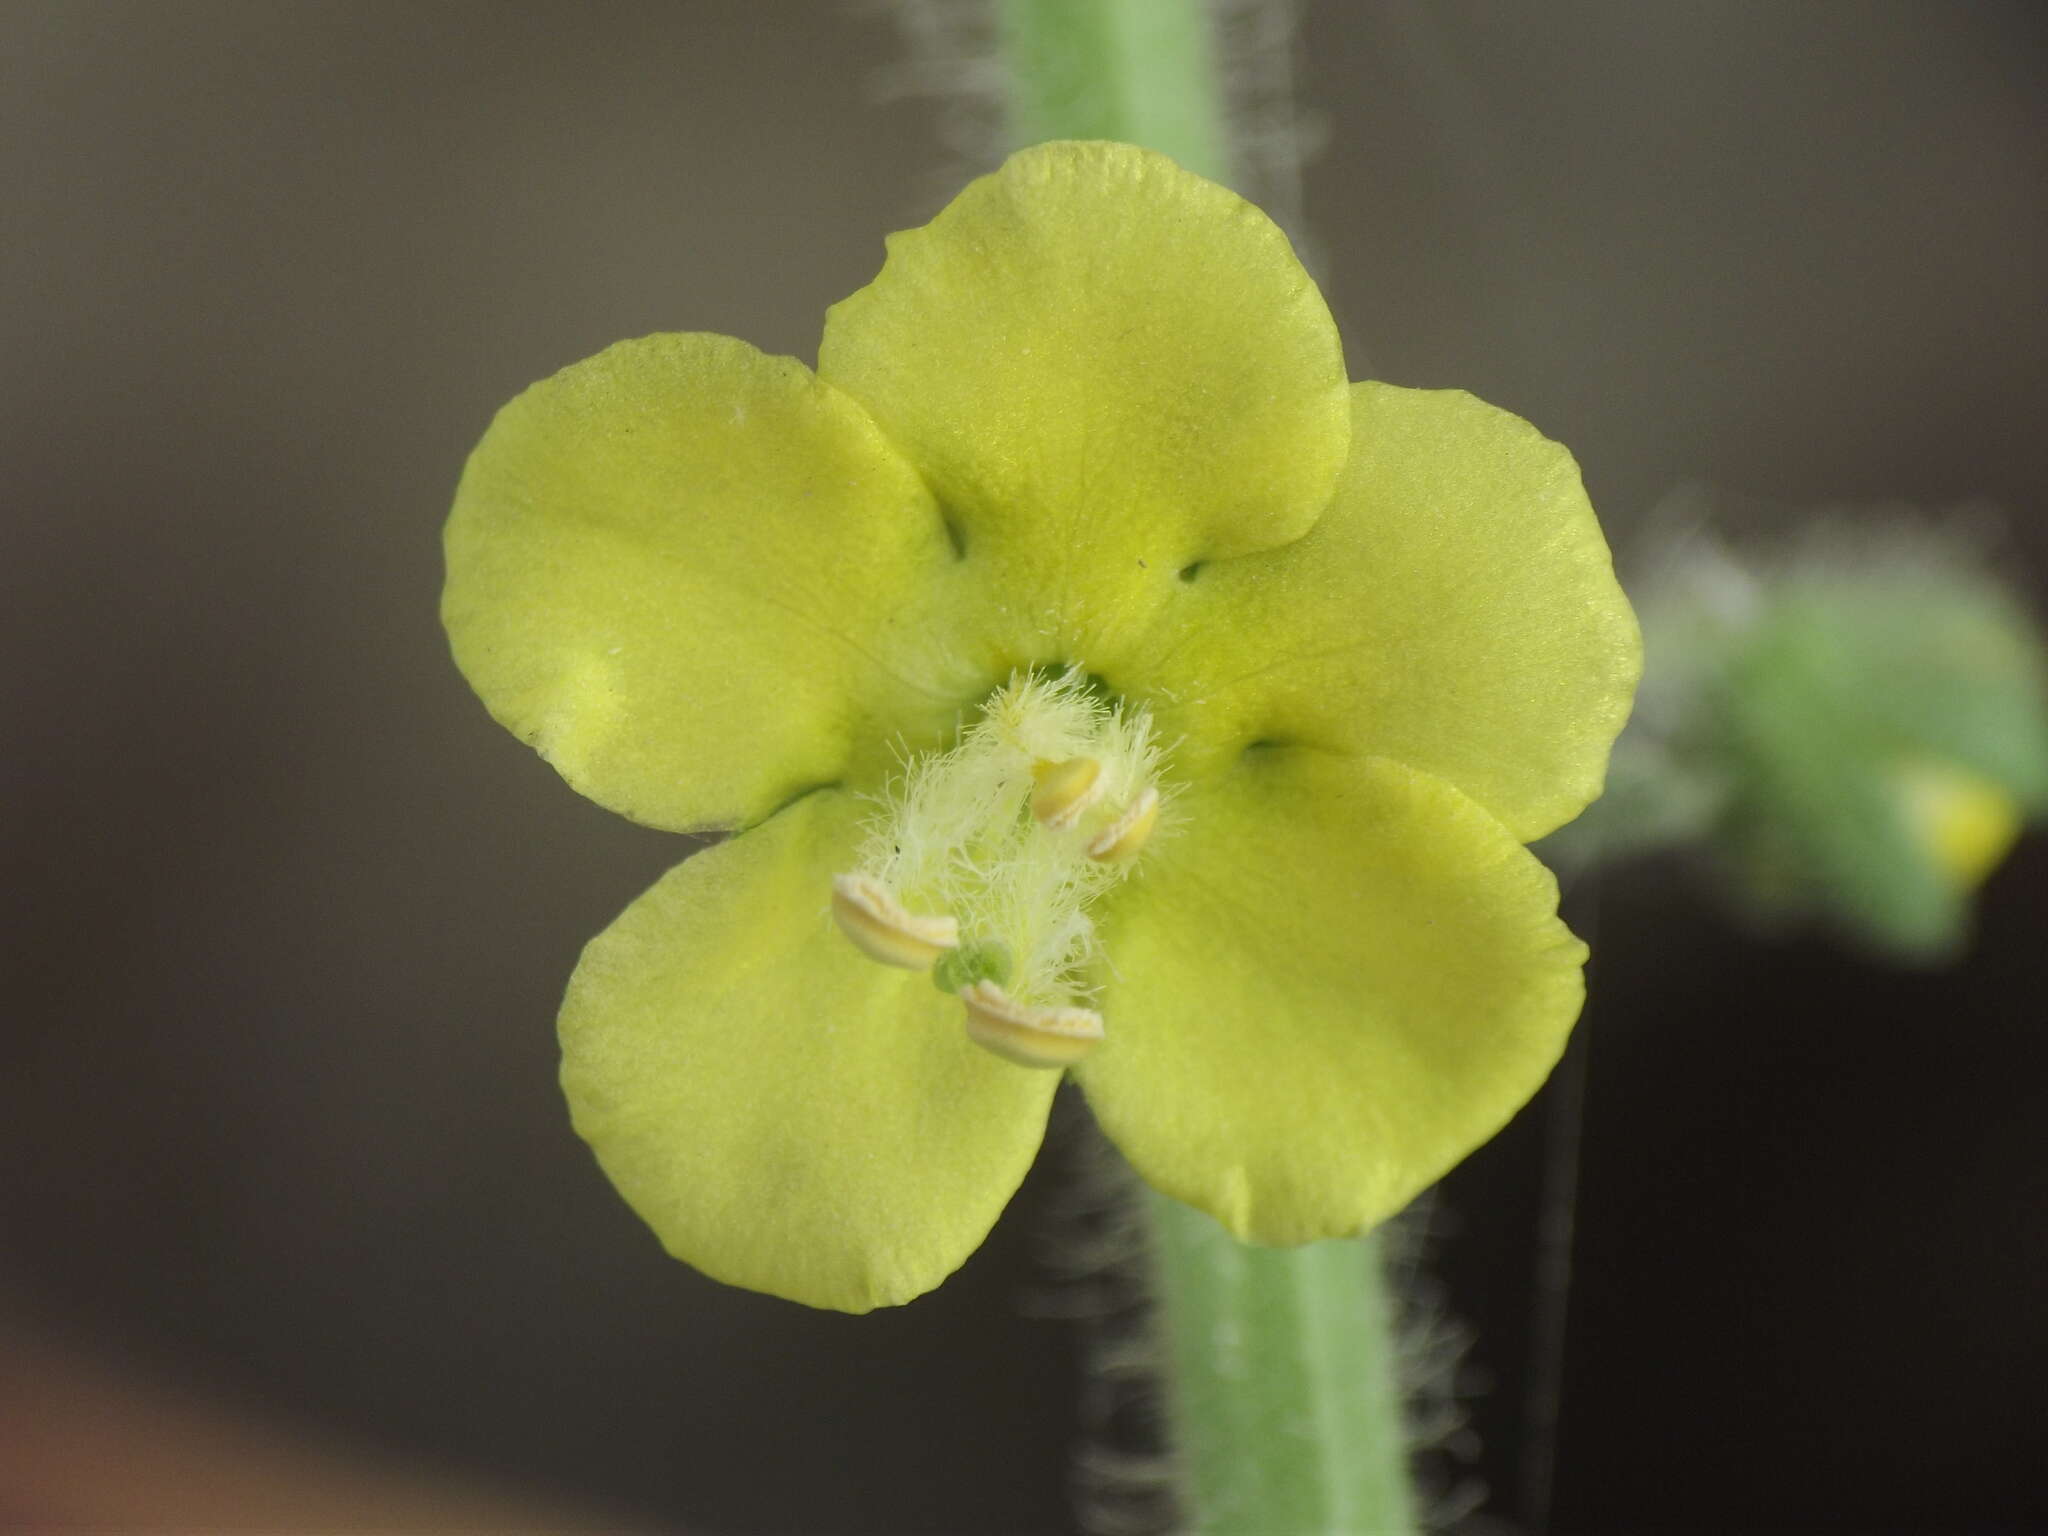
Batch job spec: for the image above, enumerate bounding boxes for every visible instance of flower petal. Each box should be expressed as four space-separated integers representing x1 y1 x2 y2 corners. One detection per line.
1124 383 1640 842
444 332 959 833
1075 750 1586 1244
559 788 1060 1311
817 141 1350 664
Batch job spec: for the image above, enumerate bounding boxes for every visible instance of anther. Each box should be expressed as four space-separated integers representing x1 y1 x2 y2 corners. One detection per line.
1086 786 1159 863
1029 755 1104 829
958 980 1105 1069
830 873 958 970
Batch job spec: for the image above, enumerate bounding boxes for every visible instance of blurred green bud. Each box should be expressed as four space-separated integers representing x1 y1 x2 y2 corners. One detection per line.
1554 491 2048 963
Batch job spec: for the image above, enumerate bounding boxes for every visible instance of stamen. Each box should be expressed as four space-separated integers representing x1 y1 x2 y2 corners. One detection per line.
1086 786 1160 864
959 980 1105 1069
830 873 958 970
843 669 1169 1017
1030 755 1105 829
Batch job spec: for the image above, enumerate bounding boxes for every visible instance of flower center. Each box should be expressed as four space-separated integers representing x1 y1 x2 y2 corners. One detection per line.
829 668 1166 1068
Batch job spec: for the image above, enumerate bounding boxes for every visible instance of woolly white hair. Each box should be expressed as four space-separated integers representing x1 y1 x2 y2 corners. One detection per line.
856 669 1167 1005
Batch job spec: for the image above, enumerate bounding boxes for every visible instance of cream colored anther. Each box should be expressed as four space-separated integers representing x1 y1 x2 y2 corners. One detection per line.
830 873 959 970
1029 755 1105 829
1086 786 1159 863
959 980 1105 1069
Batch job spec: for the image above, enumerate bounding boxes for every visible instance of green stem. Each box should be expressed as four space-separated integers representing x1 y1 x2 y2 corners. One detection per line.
997 0 1228 180
1149 1192 1416 1535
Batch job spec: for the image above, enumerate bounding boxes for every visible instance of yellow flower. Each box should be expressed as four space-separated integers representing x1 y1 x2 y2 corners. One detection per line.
442 142 1639 1311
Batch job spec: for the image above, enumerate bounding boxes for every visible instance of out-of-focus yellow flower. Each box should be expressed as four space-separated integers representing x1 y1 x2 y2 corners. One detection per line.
1893 758 2022 892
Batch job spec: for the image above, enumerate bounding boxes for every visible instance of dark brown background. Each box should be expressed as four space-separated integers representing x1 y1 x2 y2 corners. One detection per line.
5 3 2044 1531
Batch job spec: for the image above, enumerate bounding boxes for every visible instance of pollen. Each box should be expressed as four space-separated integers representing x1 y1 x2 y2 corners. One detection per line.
1087 786 1160 863
1030 755 1105 828
958 980 1105 1069
830 873 959 969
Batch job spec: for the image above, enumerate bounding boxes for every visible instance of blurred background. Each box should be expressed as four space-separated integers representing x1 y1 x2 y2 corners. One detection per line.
4 2 2044 1531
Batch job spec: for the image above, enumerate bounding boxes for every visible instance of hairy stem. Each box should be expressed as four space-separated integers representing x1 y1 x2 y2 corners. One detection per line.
1150 1193 1415 1535
998 0 1227 180
995 5 1418 1530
